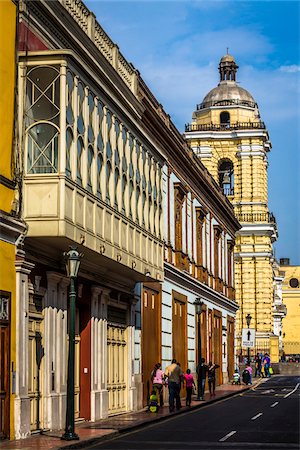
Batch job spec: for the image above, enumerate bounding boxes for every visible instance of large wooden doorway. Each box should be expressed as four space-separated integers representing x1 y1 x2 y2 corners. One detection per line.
107 305 128 415
28 292 44 432
213 310 222 386
172 291 187 371
227 317 235 381
0 292 10 440
142 283 161 406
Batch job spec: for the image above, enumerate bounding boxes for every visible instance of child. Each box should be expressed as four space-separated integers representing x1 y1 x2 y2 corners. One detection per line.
183 368 195 407
232 369 241 385
148 390 159 413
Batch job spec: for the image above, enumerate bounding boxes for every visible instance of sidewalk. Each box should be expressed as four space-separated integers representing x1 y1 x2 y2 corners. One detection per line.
2 381 259 450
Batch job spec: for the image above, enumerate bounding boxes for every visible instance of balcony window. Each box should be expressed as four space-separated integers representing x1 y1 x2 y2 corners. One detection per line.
66 128 73 176
77 137 83 184
26 66 60 174
27 124 58 174
87 145 94 192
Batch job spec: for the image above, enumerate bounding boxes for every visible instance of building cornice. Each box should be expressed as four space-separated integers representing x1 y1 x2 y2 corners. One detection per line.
185 130 269 141
0 210 27 245
164 262 239 314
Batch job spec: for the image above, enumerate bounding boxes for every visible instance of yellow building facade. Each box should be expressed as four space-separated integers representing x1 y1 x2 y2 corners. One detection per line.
185 55 279 359
0 0 26 440
280 260 300 357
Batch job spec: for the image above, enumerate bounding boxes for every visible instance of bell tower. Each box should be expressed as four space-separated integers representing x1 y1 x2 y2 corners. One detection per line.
185 54 279 359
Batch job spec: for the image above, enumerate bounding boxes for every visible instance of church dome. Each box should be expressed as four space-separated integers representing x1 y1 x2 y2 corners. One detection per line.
202 82 256 106
200 54 258 109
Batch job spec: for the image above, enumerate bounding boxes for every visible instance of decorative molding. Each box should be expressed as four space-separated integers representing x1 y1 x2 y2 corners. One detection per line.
0 175 16 190
0 210 27 245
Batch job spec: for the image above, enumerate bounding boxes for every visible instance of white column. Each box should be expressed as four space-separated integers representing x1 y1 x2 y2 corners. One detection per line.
90 287 109 420
14 251 35 439
43 272 68 430
127 297 137 411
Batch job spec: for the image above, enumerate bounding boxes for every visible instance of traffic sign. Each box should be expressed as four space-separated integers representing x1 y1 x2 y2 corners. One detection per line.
242 328 256 348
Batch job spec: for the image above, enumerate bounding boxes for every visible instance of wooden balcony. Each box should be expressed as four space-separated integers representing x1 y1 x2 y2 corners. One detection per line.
23 175 164 281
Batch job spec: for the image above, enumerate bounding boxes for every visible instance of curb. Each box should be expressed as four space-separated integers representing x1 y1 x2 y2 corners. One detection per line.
57 385 254 449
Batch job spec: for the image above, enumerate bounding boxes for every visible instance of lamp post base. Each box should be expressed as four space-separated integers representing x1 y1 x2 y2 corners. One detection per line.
61 432 80 441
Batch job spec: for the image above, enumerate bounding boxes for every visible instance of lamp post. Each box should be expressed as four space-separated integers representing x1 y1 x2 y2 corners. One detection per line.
246 313 252 365
194 297 204 401
61 246 82 441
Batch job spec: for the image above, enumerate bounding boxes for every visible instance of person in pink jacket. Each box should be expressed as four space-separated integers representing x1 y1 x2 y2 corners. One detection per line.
151 363 164 406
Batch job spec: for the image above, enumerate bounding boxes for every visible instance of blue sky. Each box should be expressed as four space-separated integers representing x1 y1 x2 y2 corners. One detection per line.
86 0 300 264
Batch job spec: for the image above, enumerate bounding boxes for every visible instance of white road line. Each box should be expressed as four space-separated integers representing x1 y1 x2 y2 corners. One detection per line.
251 412 263 420
219 430 237 442
284 382 300 399
270 401 279 407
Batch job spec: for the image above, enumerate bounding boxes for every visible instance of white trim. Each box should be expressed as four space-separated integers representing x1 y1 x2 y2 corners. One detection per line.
235 251 273 258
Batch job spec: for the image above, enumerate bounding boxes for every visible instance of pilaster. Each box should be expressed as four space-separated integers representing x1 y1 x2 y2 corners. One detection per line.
90 287 109 420
14 254 35 439
43 272 69 431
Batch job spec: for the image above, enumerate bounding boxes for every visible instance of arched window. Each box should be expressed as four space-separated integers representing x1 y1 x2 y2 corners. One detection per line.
87 145 94 192
27 123 58 173
77 137 84 184
26 65 60 173
218 159 234 195
220 111 230 128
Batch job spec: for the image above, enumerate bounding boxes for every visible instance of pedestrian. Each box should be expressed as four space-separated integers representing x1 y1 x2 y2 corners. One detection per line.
263 353 271 377
164 358 183 412
254 353 262 377
196 357 208 400
207 361 220 397
183 368 195 407
151 362 164 407
245 362 252 385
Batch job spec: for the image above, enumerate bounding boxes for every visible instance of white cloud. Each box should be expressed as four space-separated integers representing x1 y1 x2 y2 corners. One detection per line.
279 65 300 73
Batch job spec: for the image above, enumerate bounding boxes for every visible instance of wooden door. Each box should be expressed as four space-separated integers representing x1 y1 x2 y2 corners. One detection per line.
0 292 10 440
0 325 9 439
74 308 80 419
79 304 91 420
107 324 127 414
213 312 222 386
227 317 235 381
172 291 187 371
208 309 213 363
142 284 161 406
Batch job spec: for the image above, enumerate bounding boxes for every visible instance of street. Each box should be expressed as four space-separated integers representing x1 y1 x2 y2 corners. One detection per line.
87 376 300 450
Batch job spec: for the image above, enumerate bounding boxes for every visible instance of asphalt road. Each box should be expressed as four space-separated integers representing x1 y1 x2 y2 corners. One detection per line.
87 376 300 450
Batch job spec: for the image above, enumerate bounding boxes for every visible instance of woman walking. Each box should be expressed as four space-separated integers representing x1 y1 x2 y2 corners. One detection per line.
151 363 164 406
183 368 195 407
208 361 220 397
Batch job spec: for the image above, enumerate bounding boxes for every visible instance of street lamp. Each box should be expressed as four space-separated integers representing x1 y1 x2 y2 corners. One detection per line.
194 297 204 401
61 246 82 441
246 313 252 364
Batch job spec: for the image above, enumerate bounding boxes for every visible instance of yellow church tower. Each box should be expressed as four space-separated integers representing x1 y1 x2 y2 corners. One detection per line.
185 54 279 360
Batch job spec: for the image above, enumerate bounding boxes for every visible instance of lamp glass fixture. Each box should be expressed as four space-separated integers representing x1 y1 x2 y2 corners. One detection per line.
246 313 252 328
194 297 204 315
65 247 82 278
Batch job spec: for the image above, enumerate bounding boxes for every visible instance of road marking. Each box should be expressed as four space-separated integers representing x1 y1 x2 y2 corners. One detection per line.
270 401 279 407
284 382 300 399
251 412 263 420
219 430 237 442
261 389 275 394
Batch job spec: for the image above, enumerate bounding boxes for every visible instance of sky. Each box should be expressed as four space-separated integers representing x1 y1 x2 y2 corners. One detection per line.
86 0 300 265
